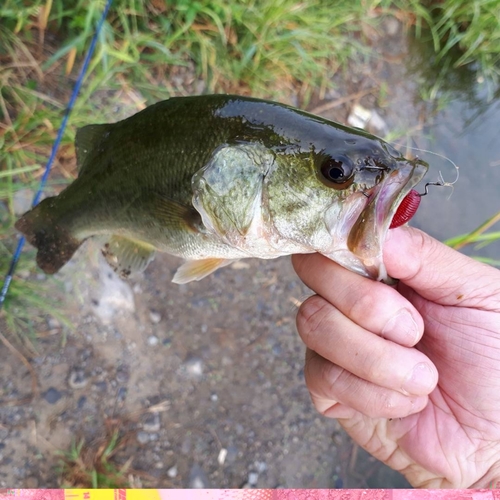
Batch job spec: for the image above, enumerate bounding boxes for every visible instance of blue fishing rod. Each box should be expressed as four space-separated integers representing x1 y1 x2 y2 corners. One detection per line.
0 0 113 309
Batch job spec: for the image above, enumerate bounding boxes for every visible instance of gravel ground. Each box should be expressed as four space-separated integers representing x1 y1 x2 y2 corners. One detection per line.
0 245 410 488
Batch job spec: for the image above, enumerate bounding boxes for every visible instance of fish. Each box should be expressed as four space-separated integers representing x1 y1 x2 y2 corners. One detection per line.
15 94 428 284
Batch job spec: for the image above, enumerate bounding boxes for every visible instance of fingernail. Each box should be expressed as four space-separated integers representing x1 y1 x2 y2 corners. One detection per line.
402 363 436 395
382 309 419 344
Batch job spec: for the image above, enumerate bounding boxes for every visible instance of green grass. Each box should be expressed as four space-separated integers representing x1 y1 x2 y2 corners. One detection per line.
57 429 134 488
444 209 500 264
381 0 500 100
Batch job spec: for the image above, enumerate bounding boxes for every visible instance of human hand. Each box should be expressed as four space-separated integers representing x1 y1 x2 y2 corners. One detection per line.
292 226 500 488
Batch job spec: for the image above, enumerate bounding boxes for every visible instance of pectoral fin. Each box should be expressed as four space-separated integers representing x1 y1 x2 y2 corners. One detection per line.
172 258 236 284
153 196 205 233
102 235 156 278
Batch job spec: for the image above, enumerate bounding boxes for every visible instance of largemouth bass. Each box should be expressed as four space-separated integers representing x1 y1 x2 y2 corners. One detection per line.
15 95 427 284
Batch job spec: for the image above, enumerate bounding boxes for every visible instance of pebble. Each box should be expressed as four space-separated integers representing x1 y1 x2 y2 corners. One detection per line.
247 471 259 486
47 317 61 330
93 381 107 392
142 412 161 433
189 463 209 488
167 465 178 478
217 448 227 465
147 335 159 347
117 387 127 401
225 445 238 463
68 368 89 389
149 310 161 324
92 259 135 324
115 367 129 383
184 356 204 378
24 477 38 488
136 431 150 445
43 387 62 404
255 461 267 473
12 188 34 215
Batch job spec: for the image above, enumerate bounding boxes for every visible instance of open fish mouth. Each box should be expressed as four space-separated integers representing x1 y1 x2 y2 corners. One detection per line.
325 158 428 282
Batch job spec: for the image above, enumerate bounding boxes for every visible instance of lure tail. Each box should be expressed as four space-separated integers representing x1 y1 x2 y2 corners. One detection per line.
15 198 83 274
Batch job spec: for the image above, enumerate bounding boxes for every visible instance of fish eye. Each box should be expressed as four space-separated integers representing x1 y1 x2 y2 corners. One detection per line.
319 156 354 189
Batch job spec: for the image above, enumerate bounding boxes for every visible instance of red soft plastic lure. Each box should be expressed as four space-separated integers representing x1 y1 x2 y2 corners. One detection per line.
390 189 421 229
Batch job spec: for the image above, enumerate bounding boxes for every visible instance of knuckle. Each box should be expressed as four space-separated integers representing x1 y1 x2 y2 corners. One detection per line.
319 360 344 396
361 353 385 383
296 296 336 349
346 288 379 320
366 390 411 419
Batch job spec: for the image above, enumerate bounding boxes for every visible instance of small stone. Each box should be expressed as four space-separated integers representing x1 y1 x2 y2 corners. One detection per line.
255 461 267 473
13 189 34 215
149 310 161 324
68 368 88 389
115 368 129 383
217 448 227 465
117 387 127 401
147 335 159 347
189 464 209 488
272 343 282 355
43 387 62 404
167 465 178 478
184 356 204 377
93 381 107 392
384 16 400 36
248 471 259 486
210 393 218 402
92 259 135 324
47 317 61 330
136 431 150 445
142 412 161 433
225 445 238 463
25 477 38 488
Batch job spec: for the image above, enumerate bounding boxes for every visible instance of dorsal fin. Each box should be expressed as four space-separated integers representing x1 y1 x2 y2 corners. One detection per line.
75 124 111 173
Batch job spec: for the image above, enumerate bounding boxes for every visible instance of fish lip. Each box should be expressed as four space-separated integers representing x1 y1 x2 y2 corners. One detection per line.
345 158 428 281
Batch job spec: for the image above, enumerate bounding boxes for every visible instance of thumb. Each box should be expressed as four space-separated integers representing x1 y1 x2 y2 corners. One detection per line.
384 226 500 309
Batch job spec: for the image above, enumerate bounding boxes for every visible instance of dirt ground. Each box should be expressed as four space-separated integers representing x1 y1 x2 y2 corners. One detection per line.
0 17 418 489
0 245 410 489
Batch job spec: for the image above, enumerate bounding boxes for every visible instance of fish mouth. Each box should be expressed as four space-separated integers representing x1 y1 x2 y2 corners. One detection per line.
325 158 428 282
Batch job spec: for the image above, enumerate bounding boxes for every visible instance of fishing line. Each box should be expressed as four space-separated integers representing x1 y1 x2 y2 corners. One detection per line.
0 0 113 309
390 142 460 198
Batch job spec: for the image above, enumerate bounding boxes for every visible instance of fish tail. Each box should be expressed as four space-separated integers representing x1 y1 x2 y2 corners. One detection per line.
15 197 83 274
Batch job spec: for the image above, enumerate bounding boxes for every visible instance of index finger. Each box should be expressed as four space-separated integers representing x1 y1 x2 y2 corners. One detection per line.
384 226 500 309
292 253 424 346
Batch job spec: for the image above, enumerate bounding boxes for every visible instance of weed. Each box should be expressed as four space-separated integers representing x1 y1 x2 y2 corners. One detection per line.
445 209 500 265
57 425 135 488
